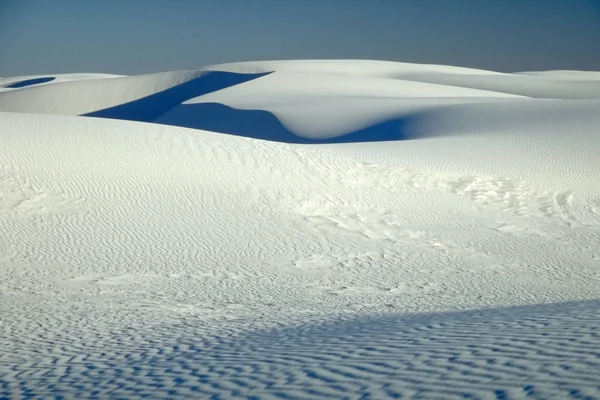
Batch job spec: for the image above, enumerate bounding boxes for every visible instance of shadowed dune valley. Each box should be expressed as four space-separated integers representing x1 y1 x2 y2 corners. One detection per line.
1 58 599 399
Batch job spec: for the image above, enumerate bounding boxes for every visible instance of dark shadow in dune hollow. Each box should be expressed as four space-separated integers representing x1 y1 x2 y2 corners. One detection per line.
5 77 55 88
156 102 420 144
75 70 421 144
83 71 270 123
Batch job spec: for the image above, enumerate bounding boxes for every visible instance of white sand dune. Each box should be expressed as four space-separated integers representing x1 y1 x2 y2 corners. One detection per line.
3 59 599 144
0 73 125 91
207 60 600 98
1 60 599 398
159 74 599 142
0 70 267 118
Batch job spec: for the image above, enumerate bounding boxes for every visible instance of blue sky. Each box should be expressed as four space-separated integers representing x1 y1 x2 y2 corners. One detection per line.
0 0 598 76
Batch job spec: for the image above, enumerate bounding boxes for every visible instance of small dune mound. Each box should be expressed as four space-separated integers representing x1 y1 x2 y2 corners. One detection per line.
4 76 56 88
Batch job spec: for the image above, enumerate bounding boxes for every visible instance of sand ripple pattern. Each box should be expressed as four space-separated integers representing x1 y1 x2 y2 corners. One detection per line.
1 301 598 399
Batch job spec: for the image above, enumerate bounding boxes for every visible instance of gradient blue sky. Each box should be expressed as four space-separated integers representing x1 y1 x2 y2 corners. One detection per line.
1 0 599 76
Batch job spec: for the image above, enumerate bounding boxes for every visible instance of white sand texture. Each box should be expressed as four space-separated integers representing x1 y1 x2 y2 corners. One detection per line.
1 60 599 399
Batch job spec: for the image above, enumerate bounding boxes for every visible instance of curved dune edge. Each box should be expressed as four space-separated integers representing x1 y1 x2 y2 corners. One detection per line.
1 60 600 143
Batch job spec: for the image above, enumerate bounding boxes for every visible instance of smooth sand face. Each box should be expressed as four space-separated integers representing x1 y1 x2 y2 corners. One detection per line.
1 60 599 398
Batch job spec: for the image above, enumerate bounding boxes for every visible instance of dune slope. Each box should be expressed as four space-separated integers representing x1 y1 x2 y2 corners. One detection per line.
2 60 599 144
1 59 599 398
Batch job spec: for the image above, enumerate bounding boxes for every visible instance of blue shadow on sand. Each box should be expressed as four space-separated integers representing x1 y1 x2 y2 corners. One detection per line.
156 102 418 144
3 300 599 399
5 77 55 88
83 71 271 123
77 71 420 143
